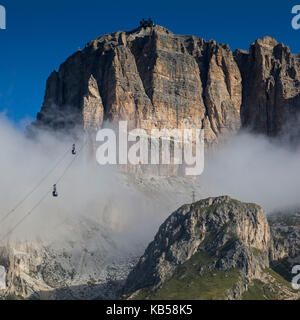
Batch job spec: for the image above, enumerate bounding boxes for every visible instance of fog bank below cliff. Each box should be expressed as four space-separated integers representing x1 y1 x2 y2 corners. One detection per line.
201 132 300 212
0 113 299 245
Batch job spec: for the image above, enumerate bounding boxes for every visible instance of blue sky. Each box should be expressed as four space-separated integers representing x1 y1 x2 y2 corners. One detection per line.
0 0 299 125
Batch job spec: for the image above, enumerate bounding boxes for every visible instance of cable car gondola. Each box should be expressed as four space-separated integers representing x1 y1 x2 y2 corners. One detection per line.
52 184 58 197
72 144 76 155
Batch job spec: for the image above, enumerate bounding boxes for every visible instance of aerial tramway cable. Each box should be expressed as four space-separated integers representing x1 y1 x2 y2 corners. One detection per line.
0 190 52 242
0 147 70 225
0 140 87 242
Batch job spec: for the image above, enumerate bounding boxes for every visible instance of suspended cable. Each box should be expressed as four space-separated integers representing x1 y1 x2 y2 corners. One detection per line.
56 141 86 185
0 190 51 242
0 147 70 224
0 140 87 242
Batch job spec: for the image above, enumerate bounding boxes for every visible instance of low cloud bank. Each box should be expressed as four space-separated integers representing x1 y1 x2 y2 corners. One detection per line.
0 114 299 247
201 131 300 213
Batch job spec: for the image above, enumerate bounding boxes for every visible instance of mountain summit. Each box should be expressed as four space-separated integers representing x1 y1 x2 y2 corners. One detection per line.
123 196 300 300
30 25 300 144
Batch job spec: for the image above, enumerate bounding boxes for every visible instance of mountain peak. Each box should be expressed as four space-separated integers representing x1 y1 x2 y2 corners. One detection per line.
122 197 300 300
30 25 300 148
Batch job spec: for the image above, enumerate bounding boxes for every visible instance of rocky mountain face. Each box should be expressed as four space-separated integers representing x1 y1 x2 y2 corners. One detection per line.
1 182 299 300
3 25 300 300
268 211 300 281
0 240 137 300
122 196 300 300
0 174 203 300
236 37 300 137
30 25 300 145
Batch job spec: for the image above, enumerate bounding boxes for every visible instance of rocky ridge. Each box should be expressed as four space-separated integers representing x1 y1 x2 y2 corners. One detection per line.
30 25 300 145
123 196 300 300
0 174 203 300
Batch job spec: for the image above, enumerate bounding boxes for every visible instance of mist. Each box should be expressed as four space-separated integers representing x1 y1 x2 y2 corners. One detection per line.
1 113 300 254
201 131 300 213
0 114 173 257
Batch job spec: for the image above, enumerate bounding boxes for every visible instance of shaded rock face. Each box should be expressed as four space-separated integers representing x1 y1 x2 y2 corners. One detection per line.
0 239 137 300
235 36 300 137
268 211 300 272
123 196 272 298
31 26 300 144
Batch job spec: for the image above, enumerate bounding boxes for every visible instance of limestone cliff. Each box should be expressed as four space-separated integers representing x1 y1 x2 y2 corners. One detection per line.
122 196 300 300
30 25 300 144
235 36 300 137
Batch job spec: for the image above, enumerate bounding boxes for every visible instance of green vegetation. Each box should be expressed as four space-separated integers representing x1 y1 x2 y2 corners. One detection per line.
132 252 299 300
250 247 263 258
223 197 260 209
265 267 296 291
242 267 298 300
198 232 216 246
193 203 217 215
242 279 277 300
133 252 240 300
